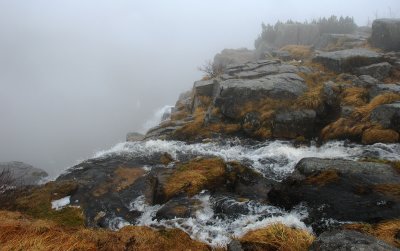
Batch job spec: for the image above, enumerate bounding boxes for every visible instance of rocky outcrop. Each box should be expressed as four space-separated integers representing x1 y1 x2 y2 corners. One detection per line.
314 33 368 51
309 230 399 251
371 19 400 52
272 110 316 139
313 48 385 73
355 62 392 80
371 102 400 131
369 83 400 99
216 73 307 119
269 158 400 232
0 161 48 186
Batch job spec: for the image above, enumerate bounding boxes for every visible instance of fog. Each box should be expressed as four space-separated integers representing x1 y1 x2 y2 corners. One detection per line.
0 0 398 176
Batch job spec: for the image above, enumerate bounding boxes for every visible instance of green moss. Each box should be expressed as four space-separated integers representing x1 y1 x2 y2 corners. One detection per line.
14 181 84 227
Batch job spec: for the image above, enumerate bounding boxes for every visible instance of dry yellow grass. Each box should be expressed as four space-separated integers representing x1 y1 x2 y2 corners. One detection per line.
344 220 400 248
384 68 400 83
164 158 226 200
362 128 399 144
353 93 400 121
321 118 371 141
239 223 315 251
0 210 210 251
173 107 207 139
92 167 146 196
373 184 400 200
305 169 339 186
280 45 313 60
341 87 368 106
296 85 323 109
12 181 84 227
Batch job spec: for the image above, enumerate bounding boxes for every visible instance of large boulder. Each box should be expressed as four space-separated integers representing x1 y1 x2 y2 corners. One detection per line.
271 109 316 139
269 158 400 232
313 48 384 73
309 230 399 251
355 62 392 80
370 102 400 131
215 73 307 119
0 161 48 186
370 19 400 52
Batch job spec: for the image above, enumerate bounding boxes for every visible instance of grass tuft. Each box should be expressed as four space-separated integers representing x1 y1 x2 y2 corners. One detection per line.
239 223 315 251
280 45 313 60
362 128 399 144
163 158 226 200
344 219 400 248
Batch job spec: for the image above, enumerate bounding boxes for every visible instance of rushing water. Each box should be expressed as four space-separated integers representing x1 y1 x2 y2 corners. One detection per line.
90 139 400 247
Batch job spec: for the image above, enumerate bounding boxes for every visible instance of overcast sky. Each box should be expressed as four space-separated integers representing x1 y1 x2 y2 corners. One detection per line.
0 0 398 176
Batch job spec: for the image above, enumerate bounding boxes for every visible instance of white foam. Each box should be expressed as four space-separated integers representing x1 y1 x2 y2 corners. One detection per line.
91 139 400 180
140 105 174 133
51 196 71 210
129 193 311 247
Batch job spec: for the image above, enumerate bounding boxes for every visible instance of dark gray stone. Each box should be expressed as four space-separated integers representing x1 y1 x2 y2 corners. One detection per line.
215 73 307 119
371 19 400 52
0 161 48 186
355 62 392 80
269 158 400 231
313 48 384 73
227 240 244 251
272 110 316 139
369 83 400 99
355 75 381 88
370 102 400 131
314 33 368 51
309 230 399 251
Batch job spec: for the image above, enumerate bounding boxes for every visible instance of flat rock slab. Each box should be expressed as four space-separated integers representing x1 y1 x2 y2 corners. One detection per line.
215 73 307 119
313 48 384 73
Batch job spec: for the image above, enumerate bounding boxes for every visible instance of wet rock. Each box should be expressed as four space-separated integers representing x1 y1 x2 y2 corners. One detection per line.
241 112 261 135
155 196 201 220
369 83 400 99
355 62 392 80
309 230 399 251
211 195 250 217
340 106 354 118
0 161 48 186
370 102 400 131
272 110 316 139
126 132 144 142
269 158 400 231
215 73 307 119
227 240 244 251
313 48 384 73
371 19 400 52
56 154 166 227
